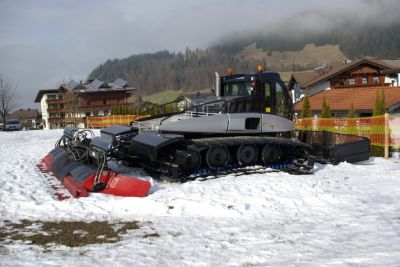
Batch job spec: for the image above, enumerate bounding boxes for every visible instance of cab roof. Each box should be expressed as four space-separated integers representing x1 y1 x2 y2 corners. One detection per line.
221 71 281 82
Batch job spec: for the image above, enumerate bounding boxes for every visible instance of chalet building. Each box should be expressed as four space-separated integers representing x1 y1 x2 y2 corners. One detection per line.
8 108 40 129
289 57 400 117
34 78 136 129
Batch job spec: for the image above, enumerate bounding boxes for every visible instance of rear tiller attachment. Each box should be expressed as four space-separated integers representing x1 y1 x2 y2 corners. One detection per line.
40 127 151 198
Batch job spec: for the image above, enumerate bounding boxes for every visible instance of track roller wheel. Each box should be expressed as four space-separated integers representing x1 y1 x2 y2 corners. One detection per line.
177 149 202 172
236 144 258 165
261 145 282 164
206 146 229 168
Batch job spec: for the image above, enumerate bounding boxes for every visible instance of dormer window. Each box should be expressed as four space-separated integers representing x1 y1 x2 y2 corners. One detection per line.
372 76 380 84
338 79 345 86
348 78 355 86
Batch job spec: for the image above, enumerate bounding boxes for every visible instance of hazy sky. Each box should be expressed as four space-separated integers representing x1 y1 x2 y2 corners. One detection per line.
0 0 397 108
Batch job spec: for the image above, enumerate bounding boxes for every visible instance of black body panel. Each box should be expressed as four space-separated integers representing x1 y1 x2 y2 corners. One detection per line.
129 133 184 161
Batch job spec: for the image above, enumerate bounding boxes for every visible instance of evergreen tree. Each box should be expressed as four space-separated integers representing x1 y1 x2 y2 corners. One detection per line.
111 106 117 115
320 96 332 118
373 89 386 116
301 94 312 118
347 103 356 118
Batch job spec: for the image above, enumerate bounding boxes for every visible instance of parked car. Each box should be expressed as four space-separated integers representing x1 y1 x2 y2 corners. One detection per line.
5 119 22 131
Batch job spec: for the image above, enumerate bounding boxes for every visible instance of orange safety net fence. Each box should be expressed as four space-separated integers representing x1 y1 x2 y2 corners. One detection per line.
86 115 144 128
295 114 400 148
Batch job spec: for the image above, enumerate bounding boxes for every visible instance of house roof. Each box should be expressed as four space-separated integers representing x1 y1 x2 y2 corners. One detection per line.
378 59 400 68
35 78 135 103
288 71 321 89
59 78 135 93
294 86 400 112
34 89 60 102
8 109 39 120
292 57 400 90
382 67 400 75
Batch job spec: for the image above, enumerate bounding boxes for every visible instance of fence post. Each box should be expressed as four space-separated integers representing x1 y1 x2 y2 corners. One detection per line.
384 113 389 159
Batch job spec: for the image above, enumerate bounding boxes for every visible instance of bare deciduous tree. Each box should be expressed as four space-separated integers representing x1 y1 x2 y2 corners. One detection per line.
0 74 19 130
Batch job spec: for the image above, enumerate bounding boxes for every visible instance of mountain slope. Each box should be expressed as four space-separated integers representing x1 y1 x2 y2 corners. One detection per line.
88 22 400 95
235 43 346 71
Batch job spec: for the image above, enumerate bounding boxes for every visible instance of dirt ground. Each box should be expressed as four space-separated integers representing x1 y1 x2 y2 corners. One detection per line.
0 220 153 248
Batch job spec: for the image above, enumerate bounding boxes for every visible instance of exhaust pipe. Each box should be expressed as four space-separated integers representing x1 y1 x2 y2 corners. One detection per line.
215 72 221 97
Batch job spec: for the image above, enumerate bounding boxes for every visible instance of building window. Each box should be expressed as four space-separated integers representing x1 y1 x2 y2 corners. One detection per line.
373 76 380 84
362 77 368 85
85 112 90 117
103 110 108 116
93 111 98 116
338 79 345 86
348 78 355 86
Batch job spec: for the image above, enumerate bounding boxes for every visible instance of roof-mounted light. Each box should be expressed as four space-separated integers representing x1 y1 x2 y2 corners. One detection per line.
257 65 263 73
227 68 233 75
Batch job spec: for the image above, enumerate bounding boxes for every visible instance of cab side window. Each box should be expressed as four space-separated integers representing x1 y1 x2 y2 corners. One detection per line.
224 83 251 96
275 82 289 117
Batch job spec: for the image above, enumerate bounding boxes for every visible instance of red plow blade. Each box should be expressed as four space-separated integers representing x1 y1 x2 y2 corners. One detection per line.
39 147 151 199
62 171 151 198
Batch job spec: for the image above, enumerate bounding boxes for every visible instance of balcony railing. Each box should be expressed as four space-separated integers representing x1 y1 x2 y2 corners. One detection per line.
46 98 64 104
66 103 131 112
48 117 64 121
47 108 66 113
64 117 86 124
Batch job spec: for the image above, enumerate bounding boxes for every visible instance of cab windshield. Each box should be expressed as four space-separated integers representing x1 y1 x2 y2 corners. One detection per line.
223 82 251 96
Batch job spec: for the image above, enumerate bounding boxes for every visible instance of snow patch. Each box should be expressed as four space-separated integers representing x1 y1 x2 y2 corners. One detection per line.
1 130 400 266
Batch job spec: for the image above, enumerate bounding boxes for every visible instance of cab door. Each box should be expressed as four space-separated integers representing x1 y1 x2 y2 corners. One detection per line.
274 80 292 119
261 79 293 132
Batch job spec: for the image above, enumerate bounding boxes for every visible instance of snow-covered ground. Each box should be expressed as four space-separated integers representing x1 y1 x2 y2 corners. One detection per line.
1 129 400 266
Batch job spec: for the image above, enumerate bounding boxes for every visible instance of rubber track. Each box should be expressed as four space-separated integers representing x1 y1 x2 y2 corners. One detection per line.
177 136 314 180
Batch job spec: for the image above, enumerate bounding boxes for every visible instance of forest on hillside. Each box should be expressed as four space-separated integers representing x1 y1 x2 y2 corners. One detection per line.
88 22 400 95
89 50 266 95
